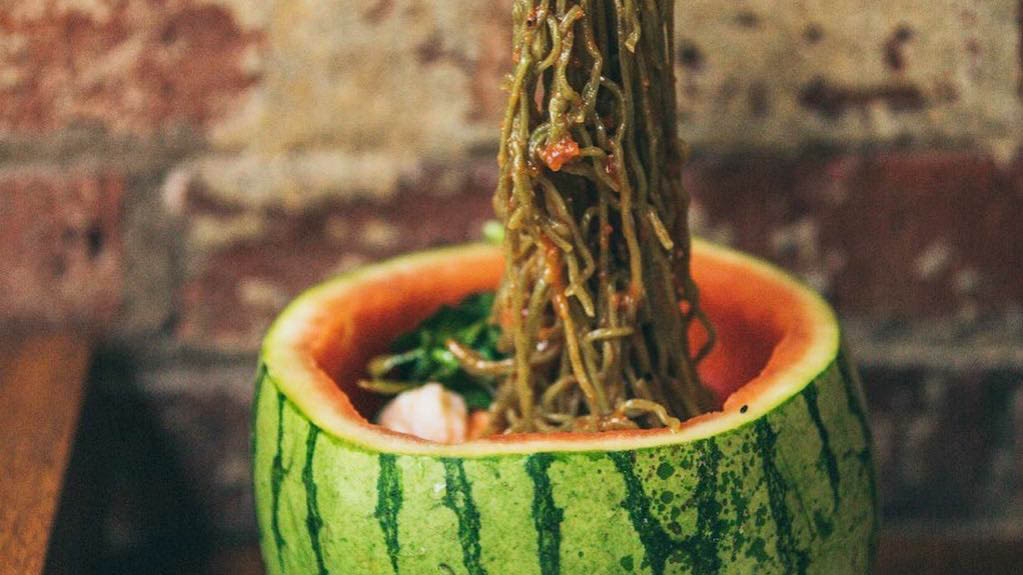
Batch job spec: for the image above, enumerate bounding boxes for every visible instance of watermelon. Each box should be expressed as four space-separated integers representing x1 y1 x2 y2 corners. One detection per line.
252 240 877 574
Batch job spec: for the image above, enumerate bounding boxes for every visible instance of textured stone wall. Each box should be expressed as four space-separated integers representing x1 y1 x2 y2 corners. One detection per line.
4 0 1023 564
675 0 1022 153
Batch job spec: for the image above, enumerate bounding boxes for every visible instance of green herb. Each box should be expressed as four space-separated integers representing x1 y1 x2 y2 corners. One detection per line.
481 220 505 245
361 292 502 409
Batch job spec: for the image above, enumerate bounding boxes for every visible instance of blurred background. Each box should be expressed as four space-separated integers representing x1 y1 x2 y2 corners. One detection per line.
1 0 1021 573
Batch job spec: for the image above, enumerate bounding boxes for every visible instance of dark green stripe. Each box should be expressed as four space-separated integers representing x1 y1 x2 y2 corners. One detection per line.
375 454 402 575
441 459 487 575
525 453 563 575
836 346 879 560
725 466 751 563
251 365 266 463
302 426 328 575
836 349 872 454
608 451 683 575
836 349 878 505
251 366 266 547
755 419 809 575
270 392 288 570
801 383 841 510
691 439 723 574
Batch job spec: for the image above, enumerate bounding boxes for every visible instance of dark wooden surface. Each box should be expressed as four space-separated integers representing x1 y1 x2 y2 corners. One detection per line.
0 331 91 575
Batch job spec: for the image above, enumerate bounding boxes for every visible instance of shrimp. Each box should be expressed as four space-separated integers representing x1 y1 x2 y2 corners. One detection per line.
376 383 468 444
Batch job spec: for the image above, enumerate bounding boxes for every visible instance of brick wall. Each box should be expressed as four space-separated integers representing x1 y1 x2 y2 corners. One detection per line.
5 0 1022 561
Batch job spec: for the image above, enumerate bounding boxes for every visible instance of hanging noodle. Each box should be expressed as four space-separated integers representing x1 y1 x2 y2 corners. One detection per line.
476 0 717 434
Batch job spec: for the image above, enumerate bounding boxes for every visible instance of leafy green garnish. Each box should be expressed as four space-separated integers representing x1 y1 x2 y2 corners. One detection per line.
363 292 503 409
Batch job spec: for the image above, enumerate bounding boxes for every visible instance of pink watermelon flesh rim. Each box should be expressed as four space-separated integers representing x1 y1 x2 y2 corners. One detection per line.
261 239 839 455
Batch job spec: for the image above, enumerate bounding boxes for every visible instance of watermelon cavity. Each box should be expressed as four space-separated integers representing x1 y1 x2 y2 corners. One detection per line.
261 240 839 453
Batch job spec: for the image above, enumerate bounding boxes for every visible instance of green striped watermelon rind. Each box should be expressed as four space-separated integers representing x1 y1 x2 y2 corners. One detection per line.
253 240 878 574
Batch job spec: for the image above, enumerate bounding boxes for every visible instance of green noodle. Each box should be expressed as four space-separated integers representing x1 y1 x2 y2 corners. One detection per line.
481 0 716 434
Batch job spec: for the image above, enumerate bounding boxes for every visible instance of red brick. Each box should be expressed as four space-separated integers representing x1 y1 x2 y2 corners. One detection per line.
175 150 1023 349
0 167 124 326
0 1 260 136
174 161 497 351
686 151 1023 319
833 152 1021 317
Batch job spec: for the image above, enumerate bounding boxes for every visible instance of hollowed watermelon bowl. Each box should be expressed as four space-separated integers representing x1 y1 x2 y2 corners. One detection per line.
252 239 877 574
